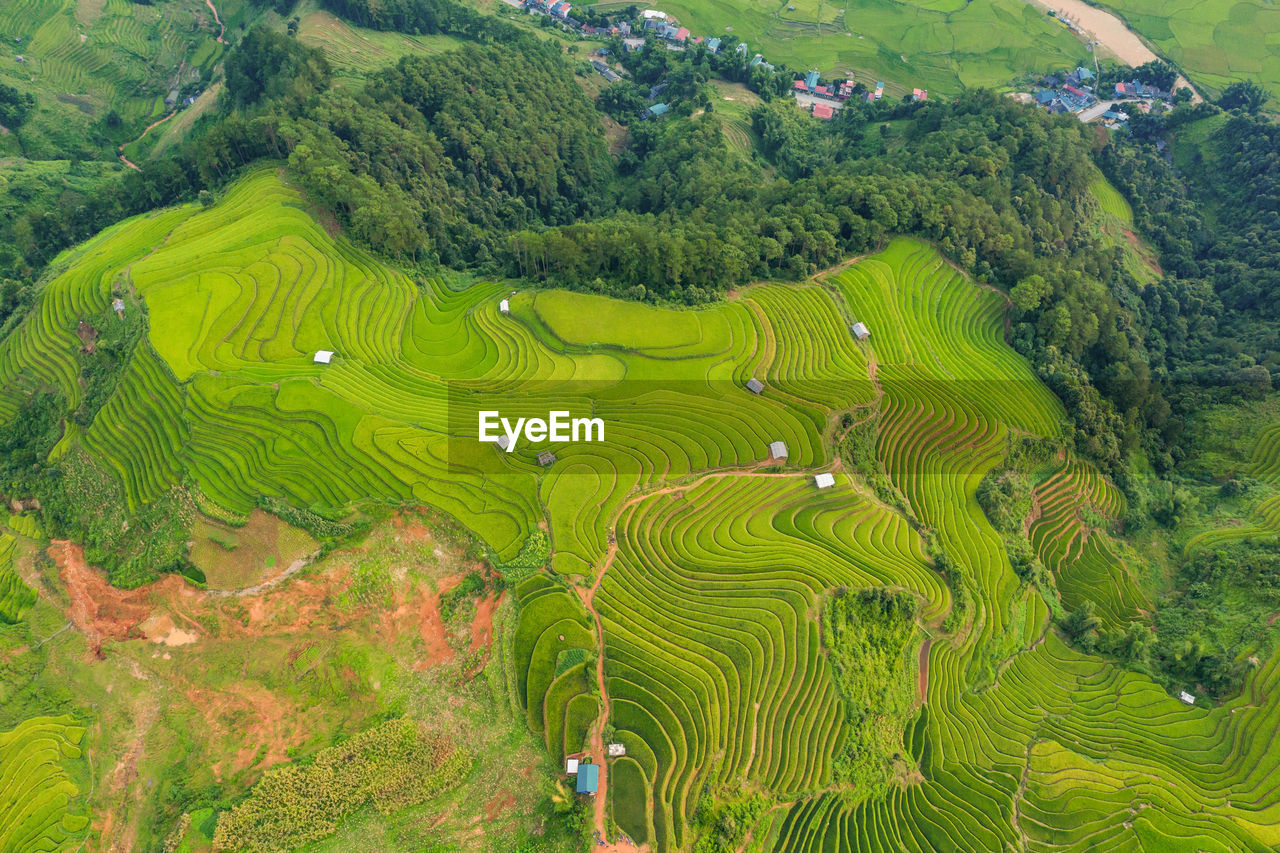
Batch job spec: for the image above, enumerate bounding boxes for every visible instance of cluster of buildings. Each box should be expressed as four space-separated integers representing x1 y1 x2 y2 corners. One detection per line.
523 0 575 23
1114 79 1169 99
792 70 924 120
1033 65 1098 115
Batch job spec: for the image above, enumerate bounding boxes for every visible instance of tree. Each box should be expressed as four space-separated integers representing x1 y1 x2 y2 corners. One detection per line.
224 26 330 107
1010 274 1050 311
1217 80 1268 115
0 83 36 128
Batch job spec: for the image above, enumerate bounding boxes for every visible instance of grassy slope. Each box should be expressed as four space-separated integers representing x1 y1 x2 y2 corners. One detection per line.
3 170 1280 851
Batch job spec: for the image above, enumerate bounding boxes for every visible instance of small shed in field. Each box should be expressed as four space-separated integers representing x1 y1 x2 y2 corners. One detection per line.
607 743 626 756
815 473 835 489
497 434 511 451
313 350 334 364
499 298 510 313
538 451 557 467
1179 690 1196 705
769 441 788 460
745 378 764 394
566 758 580 775
576 763 599 795
851 322 870 340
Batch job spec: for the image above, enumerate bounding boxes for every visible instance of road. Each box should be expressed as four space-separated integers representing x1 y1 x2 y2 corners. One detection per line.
1074 97 1144 122
793 92 844 111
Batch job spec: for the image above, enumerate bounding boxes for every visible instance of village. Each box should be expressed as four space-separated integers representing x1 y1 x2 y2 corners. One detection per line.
514 0 938 121
515 0 1168 130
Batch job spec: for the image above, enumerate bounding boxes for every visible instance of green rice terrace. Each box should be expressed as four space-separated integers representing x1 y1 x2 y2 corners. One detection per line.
0 0 248 157
3 168 1280 852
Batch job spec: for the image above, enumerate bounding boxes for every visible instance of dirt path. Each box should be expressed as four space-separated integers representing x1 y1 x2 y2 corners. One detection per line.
206 549 320 598
116 111 178 171
1024 0 1200 101
917 637 933 703
205 0 227 44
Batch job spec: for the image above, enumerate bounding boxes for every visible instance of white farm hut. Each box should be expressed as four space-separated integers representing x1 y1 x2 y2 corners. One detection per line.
1179 690 1196 705
499 298 510 313
851 322 870 340
815 473 835 489
746 378 765 394
313 350 334 364
566 758 580 775
769 441 788 460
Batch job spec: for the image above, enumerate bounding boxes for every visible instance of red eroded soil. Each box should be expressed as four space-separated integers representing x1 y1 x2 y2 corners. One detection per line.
53 540 189 655
189 681 309 780
469 591 503 655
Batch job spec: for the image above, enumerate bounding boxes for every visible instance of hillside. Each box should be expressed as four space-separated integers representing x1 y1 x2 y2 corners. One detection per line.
1 169 1278 851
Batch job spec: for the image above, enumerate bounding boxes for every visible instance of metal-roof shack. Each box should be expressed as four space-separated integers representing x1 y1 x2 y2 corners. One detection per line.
815 472 835 489
1179 690 1196 705
745 378 764 394
566 758 580 774
769 441 788 460
313 350 334 364
576 763 599 794
537 451 557 467
499 298 510 313
851 322 870 340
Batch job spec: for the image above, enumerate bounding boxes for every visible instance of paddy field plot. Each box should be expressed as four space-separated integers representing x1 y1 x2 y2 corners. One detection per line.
1091 0 1280 99
6 170 1280 851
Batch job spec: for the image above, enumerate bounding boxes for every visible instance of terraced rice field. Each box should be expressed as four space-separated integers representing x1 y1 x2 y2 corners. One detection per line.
5 170 1280 851
0 716 89 853
295 5 465 81
1183 422 1280 556
1028 457 1146 627
0 0 235 145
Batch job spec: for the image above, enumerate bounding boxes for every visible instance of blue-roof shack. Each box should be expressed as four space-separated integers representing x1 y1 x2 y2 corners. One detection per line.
576 763 599 794
648 103 669 115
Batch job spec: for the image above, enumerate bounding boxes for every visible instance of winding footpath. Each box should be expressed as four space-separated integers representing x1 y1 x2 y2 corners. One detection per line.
206 0 227 44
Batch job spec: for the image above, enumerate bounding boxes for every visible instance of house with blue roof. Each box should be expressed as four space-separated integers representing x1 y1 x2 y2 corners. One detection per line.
576 763 599 795
805 70 820 90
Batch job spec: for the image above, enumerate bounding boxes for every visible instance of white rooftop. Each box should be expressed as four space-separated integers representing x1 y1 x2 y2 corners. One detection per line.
499 298 510 313
497 434 511 450
607 743 626 756
1179 690 1195 705
815 473 835 489
769 441 788 459
313 350 334 364
642 9 668 18
851 322 870 340
566 758 579 774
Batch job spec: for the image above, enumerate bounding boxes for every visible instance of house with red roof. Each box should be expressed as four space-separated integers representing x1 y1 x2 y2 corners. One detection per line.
812 103 834 120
